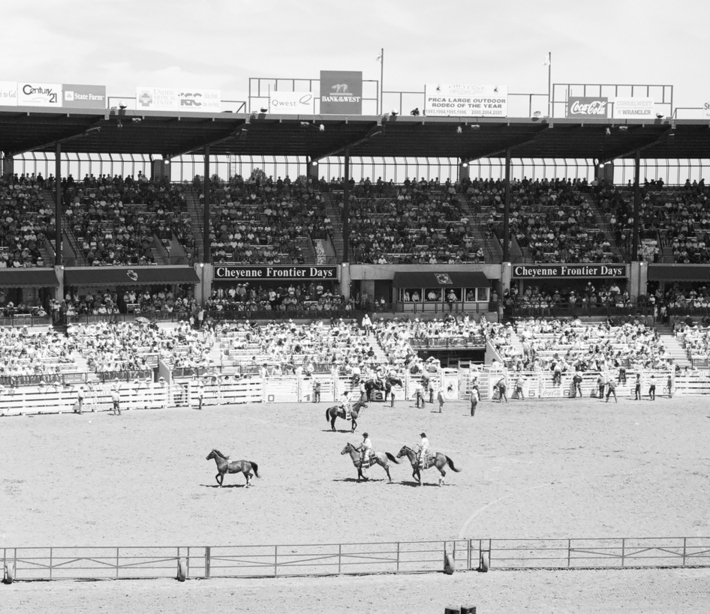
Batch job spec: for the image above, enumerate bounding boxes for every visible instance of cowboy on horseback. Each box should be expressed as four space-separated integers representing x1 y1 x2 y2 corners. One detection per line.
417 432 430 469
339 390 352 419
360 432 373 475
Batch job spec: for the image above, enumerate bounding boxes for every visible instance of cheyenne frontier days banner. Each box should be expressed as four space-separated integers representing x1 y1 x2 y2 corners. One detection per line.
424 84 508 117
512 264 627 278
214 266 338 281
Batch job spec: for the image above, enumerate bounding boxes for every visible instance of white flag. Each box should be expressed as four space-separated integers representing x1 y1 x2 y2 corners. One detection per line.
543 53 551 66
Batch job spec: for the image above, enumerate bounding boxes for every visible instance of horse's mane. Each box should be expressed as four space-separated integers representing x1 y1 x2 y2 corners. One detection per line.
211 449 227 459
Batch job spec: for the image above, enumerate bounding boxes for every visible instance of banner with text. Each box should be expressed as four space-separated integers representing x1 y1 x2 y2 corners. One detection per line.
179 90 221 112
566 96 609 119
62 84 107 109
320 71 362 114
613 97 655 119
18 82 62 107
214 266 339 281
136 87 221 112
424 84 508 117
269 90 315 114
0 81 18 106
512 264 627 278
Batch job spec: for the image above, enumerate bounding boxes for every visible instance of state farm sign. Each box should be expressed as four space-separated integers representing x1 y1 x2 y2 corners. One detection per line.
567 96 609 119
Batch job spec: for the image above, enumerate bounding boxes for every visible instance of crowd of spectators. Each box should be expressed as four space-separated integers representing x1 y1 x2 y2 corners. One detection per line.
512 318 671 372
502 281 634 315
61 174 196 266
204 173 332 264
346 179 483 264
206 282 352 315
0 177 54 268
0 326 75 377
595 179 710 263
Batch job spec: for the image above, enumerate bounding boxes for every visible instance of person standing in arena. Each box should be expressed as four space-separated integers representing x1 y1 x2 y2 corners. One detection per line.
605 378 617 403
648 375 656 401
470 385 480 417
667 374 673 398
437 387 445 413
573 373 583 398
597 373 606 401
496 377 508 403
313 380 321 403
634 373 642 400
111 380 122 415
75 384 85 414
514 374 526 400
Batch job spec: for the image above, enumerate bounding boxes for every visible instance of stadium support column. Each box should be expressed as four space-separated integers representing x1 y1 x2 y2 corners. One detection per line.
203 146 210 264
342 146 350 263
503 148 511 263
55 142 62 267
632 150 640 263
1 155 13 178
459 159 470 181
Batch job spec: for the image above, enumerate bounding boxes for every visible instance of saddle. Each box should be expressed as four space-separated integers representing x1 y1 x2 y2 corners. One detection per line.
418 453 434 470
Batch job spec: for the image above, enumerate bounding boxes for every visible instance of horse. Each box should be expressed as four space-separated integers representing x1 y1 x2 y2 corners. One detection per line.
325 398 366 432
206 449 260 487
396 445 461 486
340 442 399 482
364 376 404 402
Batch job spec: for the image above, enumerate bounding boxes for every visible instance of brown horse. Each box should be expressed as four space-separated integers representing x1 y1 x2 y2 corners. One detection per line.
206 449 260 487
396 445 461 486
326 398 367 432
341 442 399 482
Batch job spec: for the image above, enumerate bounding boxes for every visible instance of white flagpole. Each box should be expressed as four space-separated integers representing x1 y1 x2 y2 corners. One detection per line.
547 52 552 117
379 48 384 115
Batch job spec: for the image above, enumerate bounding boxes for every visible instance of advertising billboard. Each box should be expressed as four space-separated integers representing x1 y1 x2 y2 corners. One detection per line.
214 266 338 281
704 101 710 118
566 96 609 119
179 90 221 112
320 71 362 114
0 81 18 106
269 90 315 114
136 87 180 111
17 82 62 107
62 84 107 109
512 264 626 278
613 97 654 119
424 84 508 117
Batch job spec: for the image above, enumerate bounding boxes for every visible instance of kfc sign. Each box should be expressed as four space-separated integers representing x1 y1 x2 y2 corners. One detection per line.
567 96 609 119
179 90 221 112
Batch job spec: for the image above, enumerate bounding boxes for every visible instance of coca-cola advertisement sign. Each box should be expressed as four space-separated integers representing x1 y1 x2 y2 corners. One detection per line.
567 96 609 119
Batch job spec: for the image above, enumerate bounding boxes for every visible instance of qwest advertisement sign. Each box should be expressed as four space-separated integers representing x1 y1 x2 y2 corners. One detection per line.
18 82 62 107
269 90 315 114
704 101 710 118
0 81 18 106
613 97 654 119
566 96 609 119
512 264 627 278
63 84 107 109
320 71 362 114
425 84 508 117
214 266 338 281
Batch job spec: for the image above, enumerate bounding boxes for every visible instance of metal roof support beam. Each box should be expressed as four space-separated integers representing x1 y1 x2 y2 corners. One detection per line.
343 146 351 263
311 122 382 162
461 124 550 163
55 142 62 267
632 150 640 264
203 146 211 264
168 121 247 159
598 126 674 165
7 121 104 158
503 148 511 263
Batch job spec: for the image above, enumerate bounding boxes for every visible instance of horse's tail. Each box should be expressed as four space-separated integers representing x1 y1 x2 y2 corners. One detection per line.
385 452 399 464
250 461 260 478
445 455 462 472
325 407 331 422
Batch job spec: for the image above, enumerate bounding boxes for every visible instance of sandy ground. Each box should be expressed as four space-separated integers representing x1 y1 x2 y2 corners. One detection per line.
2 395 710 610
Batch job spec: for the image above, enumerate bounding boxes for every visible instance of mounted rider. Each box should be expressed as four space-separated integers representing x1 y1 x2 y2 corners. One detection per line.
417 432 430 469
339 390 352 419
360 432 373 473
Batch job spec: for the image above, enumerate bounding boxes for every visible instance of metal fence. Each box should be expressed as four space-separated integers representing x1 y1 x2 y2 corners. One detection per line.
3 537 709 582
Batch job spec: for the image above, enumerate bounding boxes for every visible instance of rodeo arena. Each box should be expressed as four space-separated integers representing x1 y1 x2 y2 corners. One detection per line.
2 74 710 614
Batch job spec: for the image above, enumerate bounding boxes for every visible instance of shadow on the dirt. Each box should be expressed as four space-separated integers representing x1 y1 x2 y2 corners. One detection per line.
201 483 247 489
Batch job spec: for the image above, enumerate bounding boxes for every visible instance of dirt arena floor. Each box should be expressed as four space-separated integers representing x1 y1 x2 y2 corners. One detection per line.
2 395 710 611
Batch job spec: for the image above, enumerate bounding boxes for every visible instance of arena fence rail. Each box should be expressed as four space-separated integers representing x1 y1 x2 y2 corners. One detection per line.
3 537 709 583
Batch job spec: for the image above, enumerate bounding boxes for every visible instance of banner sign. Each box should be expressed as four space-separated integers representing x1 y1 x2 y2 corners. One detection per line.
179 89 221 112
566 96 609 119
613 97 654 119
0 81 18 106
320 71 362 114
269 90 315 114
18 82 62 107
512 264 627 278
136 87 179 111
62 84 106 109
214 266 338 281
424 84 508 117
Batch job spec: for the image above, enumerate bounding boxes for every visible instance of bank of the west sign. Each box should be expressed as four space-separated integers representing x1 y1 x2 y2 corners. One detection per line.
214 266 338 280
512 264 627 278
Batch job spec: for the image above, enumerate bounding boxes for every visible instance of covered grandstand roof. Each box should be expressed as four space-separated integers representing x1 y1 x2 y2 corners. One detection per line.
1 107 709 161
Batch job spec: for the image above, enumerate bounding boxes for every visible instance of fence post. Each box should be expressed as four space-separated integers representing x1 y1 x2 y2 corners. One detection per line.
187 547 190 579
396 542 400 572
205 547 211 578
274 545 278 577
338 544 342 575
116 547 120 579
567 539 571 568
49 547 53 580
621 538 626 568
682 537 687 567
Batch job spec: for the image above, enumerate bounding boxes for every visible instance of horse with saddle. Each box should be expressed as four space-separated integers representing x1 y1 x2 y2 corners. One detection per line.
363 375 404 402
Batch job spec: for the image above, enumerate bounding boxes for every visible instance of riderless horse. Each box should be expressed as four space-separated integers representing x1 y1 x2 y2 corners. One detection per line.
396 445 461 486
325 397 367 432
341 442 399 482
364 376 404 402
206 449 260 487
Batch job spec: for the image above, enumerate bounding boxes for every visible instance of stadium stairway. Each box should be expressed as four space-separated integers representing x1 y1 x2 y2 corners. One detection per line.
655 324 692 368
584 194 625 262
366 331 390 364
185 190 205 262
507 327 525 358
322 194 344 261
